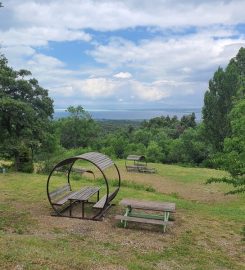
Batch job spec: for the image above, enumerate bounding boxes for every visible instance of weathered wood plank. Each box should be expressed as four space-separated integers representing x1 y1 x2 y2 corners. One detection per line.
93 194 108 209
50 184 70 198
138 167 156 173
68 186 100 201
53 191 77 205
93 188 119 209
77 152 114 170
119 199 176 212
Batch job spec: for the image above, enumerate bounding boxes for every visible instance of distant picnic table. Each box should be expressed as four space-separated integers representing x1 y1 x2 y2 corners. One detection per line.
125 155 156 173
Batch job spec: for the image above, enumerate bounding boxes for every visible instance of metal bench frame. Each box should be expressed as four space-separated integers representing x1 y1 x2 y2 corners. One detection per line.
47 152 121 220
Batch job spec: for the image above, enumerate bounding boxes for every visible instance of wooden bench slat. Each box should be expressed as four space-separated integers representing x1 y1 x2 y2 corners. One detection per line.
53 191 77 205
93 188 119 209
93 194 107 209
115 215 173 226
138 167 156 173
50 184 70 198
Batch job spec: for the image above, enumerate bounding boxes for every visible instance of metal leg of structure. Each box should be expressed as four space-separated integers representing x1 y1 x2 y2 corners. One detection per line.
69 200 73 217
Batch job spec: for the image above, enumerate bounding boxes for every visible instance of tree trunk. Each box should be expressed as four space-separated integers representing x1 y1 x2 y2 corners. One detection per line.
14 152 20 171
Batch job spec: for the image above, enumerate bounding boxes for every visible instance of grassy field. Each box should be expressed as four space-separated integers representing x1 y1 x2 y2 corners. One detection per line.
0 162 244 270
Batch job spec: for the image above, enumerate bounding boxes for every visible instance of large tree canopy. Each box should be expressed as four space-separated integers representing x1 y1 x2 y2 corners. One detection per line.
202 47 245 151
0 54 54 171
58 105 99 149
205 47 245 194
206 99 245 194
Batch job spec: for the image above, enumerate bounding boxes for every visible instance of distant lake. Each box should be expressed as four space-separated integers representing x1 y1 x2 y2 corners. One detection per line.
54 108 202 121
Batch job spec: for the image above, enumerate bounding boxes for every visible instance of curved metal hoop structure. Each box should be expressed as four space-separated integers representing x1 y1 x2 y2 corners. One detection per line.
47 152 121 220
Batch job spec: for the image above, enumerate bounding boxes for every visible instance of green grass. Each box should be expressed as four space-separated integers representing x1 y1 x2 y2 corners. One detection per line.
0 163 244 270
117 159 229 184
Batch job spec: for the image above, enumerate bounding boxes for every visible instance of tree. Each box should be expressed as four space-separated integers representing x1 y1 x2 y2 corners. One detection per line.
180 113 196 129
202 47 245 152
206 96 245 194
0 54 54 171
146 141 163 163
59 105 99 149
178 127 209 164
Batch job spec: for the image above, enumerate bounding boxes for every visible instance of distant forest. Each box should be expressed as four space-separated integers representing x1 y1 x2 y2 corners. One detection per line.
0 48 244 193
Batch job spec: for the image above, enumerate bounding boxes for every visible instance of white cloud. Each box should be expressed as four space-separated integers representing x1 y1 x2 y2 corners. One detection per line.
73 78 118 98
113 72 132 79
1 0 245 109
0 27 91 47
90 30 245 83
6 0 245 30
131 80 170 101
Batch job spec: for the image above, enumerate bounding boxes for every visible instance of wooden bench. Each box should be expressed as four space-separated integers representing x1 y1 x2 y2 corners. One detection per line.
117 199 176 232
93 192 114 209
126 165 147 172
126 165 156 174
50 184 75 206
138 167 156 173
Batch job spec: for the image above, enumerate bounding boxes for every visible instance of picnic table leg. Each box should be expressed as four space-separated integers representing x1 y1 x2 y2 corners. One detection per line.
122 206 131 228
163 211 170 232
69 200 73 217
82 202 85 218
97 190 100 202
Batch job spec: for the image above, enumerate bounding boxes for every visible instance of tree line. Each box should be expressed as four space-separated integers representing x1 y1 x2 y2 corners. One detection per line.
0 48 244 193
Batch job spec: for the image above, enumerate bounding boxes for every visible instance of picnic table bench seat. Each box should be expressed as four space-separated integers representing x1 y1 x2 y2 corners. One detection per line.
93 187 120 209
115 215 173 226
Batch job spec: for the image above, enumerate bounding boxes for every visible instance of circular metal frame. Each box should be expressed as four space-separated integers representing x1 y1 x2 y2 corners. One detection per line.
47 152 121 220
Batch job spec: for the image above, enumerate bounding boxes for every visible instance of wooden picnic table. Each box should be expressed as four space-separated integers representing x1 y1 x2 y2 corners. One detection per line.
68 186 100 218
115 199 176 232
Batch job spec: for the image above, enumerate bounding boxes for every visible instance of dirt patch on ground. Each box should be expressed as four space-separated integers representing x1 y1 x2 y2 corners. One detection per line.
12 199 244 266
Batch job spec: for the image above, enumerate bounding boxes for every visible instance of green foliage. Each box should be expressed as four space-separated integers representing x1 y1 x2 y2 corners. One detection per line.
202 47 245 152
16 146 34 173
0 54 53 172
36 146 92 174
58 105 99 149
146 141 163 163
206 99 245 194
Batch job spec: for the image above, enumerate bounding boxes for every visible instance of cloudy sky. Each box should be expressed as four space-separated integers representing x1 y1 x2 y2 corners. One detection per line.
1 0 245 110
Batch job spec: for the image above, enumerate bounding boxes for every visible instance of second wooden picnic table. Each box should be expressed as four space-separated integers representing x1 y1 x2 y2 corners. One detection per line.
116 199 176 232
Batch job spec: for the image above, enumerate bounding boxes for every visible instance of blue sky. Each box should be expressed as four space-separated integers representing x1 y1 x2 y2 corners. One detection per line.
1 0 245 110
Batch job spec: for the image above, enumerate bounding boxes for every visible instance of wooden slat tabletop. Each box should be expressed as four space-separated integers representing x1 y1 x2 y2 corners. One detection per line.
119 199 175 212
68 186 100 201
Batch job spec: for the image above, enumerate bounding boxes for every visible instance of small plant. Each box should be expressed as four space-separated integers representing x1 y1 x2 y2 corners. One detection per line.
170 192 180 198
